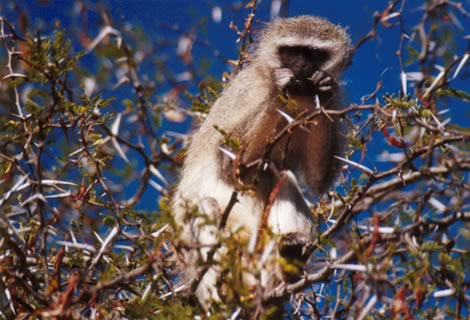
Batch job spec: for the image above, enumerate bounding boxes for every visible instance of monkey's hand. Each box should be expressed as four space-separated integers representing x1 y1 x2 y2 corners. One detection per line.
273 68 295 90
308 70 338 96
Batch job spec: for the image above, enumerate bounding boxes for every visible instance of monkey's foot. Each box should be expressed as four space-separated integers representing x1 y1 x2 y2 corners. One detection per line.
274 68 294 89
278 232 313 263
309 70 337 93
278 233 313 282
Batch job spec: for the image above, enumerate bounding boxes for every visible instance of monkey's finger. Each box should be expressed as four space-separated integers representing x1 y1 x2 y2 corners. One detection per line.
319 76 332 86
309 70 323 84
318 85 332 92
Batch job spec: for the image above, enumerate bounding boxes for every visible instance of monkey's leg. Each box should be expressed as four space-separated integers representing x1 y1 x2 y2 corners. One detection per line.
291 114 338 194
191 196 260 307
239 104 293 181
179 196 223 307
195 262 222 307
267 170 316 255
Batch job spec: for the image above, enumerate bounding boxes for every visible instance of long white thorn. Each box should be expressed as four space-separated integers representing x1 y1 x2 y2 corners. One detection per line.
276 108 294 123
452 53 469 80
218 147 236 160
334 156 374 176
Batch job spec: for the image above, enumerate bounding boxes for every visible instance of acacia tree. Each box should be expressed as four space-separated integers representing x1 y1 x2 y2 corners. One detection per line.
0 0 469 319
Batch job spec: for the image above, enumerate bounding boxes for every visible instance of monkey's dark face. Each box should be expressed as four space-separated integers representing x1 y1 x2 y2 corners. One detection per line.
278 46 330 80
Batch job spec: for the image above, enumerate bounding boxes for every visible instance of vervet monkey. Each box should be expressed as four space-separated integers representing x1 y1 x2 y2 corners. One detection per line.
173 15 352 306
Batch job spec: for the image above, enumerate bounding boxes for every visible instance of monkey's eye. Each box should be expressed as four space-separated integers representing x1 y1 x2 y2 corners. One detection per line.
305 47 329 63
278 46 329 65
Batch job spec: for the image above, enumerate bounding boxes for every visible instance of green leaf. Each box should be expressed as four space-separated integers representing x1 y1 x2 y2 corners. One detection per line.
437 88 470 102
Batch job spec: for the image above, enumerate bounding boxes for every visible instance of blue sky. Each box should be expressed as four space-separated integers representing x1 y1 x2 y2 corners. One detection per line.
4 0 469 210
15 0 468 112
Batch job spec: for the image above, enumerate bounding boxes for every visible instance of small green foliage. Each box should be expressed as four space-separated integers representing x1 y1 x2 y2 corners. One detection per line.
421 240 444 252
0 2 469 319
122 99 135 111
99 260 118 282
437 88 470 102
188 77 223 114
25 89 47 116
26 30 83 82
405 45 420 65
103 215 117 226
419 108 433 118
213 124 241 151
438 251 464 286
278 94 298 112
383 93 416 110
277 256 301 274
347 130 363 150
349 177 359 194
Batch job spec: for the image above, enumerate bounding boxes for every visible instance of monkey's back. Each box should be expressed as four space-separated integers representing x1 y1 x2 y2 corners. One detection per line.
173 65 272 240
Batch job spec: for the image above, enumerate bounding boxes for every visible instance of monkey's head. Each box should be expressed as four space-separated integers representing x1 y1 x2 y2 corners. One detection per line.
254 15 352 78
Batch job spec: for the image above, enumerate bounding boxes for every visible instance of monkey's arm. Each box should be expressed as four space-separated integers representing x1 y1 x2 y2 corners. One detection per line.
275 69 342 194
235 96 293 191
236 70 342 194
238 109 340 197
290 116 340 193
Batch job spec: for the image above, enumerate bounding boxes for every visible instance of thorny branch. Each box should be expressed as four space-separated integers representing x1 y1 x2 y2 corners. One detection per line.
0 0 469 318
